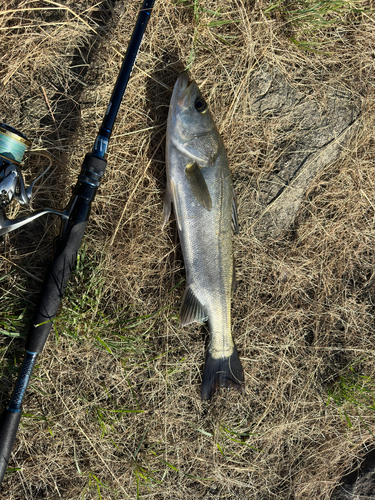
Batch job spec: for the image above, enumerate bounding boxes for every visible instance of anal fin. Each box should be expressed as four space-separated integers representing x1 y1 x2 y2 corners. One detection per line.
180 286 207 326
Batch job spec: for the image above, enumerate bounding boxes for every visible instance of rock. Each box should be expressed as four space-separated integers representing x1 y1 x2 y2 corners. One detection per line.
248 68 361 240
331 449 375 499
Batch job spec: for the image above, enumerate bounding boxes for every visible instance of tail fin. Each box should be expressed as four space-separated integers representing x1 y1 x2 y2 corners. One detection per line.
201 345 245 400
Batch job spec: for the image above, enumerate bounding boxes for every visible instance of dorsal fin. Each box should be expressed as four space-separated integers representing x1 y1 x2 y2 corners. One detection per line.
232 187 239 234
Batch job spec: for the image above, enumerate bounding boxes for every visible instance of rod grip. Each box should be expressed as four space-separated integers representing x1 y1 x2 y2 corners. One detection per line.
25 153 106 354
0 409 22 484
25 218 88 353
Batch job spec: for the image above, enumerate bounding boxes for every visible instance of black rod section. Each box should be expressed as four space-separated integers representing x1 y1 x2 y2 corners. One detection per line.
0 0 156 486
93 0 155 158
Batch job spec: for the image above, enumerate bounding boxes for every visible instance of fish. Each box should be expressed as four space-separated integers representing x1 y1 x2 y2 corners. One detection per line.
163 73 245 400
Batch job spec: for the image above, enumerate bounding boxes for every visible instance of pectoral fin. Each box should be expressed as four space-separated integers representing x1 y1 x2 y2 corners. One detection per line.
185 162 212 211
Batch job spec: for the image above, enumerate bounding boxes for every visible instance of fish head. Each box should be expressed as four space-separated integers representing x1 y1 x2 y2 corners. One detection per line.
168 73 220 164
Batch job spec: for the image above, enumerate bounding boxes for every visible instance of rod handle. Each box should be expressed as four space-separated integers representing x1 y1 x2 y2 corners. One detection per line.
0 409 22 484
26 154 107 354
25 213 89 353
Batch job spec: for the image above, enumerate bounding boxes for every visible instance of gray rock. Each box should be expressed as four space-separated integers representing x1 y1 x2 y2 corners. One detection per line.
331 450 375 499
248 68 361 240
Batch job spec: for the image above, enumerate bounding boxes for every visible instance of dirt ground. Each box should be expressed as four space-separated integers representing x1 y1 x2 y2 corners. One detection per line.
1 1 375 499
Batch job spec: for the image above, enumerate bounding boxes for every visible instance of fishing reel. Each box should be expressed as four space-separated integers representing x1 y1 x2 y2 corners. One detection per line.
0 123 66 236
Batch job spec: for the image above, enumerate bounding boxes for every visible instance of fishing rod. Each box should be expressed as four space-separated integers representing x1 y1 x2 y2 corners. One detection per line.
0 0 156 485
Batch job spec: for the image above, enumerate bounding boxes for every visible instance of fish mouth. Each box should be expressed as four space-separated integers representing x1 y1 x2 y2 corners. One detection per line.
170 73 194 110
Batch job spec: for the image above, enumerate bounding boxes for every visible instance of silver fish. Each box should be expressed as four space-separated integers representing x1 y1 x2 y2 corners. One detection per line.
163 73 245 399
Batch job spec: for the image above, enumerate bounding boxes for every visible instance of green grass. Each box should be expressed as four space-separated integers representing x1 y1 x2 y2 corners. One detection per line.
0 270 30 339
175 0 241 69
79 471 115 500
52 243 165 361
189 420 261 462
54 245 181 499
327 360 375 436
264 0 370 50
0 306 26 338
264 0 368 24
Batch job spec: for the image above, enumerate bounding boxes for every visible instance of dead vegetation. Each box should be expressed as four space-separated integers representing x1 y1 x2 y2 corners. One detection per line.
1 0 375 498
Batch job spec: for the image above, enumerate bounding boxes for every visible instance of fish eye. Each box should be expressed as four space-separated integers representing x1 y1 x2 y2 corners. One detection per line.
194 96 207 113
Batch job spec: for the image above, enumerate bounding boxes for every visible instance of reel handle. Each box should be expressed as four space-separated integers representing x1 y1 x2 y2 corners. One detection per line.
0 208 67 236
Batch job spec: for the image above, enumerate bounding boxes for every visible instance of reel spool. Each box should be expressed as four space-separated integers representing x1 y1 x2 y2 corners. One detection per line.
0 123 31 165
0 123 66 235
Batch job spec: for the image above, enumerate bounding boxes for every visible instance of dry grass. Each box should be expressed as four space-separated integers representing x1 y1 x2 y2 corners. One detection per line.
1 0 375 498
